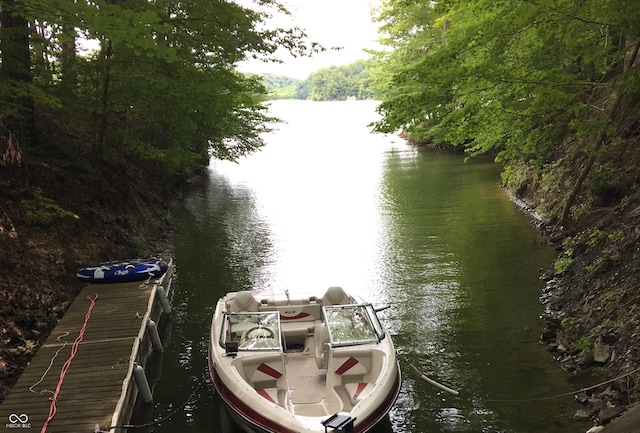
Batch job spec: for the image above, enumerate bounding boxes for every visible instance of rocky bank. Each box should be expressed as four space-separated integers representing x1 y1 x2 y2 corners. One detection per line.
518 135 640 429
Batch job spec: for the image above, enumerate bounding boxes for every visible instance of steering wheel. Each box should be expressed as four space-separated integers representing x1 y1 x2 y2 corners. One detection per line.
245 326 275 339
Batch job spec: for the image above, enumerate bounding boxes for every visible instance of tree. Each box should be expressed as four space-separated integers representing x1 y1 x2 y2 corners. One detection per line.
252 60 374 101
0 0 322 180
259 73 303 99
370 0 640 224
0 0 35 148
307 60 374 100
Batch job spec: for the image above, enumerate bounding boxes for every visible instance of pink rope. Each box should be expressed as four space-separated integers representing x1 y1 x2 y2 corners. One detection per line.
41 293 99 433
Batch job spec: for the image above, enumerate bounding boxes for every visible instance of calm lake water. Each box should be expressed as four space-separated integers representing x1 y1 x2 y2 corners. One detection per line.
152 100 590 432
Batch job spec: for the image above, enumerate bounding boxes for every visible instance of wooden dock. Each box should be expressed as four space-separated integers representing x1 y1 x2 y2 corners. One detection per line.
601 404 640 433
0 260 174 433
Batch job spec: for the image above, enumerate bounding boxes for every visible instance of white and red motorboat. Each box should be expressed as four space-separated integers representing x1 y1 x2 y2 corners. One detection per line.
208 286 401 433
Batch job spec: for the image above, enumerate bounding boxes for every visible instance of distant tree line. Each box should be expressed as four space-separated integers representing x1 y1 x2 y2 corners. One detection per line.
257 59 375 101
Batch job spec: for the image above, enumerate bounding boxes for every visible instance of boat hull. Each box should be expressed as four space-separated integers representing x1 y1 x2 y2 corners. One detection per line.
208 289 401 433
209 355 401 433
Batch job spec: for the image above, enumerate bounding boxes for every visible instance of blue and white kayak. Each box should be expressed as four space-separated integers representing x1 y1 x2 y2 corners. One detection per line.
76 257 168 284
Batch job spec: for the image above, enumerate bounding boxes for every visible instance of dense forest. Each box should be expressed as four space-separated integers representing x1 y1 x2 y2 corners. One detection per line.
258 73 305 100
370 0 640 426
0 0 325 176
369 0 640 223
2 0 640 428
0 0 320 401
257 59 375 101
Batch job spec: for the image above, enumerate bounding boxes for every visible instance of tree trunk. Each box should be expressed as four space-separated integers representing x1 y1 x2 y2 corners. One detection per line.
97 39 113 145
559 39 640 228
60 23 78 91
0 0 34 147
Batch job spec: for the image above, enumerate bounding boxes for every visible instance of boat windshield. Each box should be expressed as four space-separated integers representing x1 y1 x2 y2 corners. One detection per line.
323 304 385 347
221 312 282 352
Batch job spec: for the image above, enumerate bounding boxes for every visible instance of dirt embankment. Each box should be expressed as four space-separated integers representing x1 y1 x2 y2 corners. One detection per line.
0 154 181 402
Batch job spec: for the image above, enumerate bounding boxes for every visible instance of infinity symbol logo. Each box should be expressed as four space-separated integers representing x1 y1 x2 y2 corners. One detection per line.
8 413 29 423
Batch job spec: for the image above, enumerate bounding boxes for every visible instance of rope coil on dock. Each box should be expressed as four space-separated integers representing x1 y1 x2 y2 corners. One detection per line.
29 332 70 395
41 293 99 433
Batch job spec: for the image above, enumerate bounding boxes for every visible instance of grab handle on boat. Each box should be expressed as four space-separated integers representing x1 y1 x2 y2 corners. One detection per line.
374 305 390 313
409 364 459 396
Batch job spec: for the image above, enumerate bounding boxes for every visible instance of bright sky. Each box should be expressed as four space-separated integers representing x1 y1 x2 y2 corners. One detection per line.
238 0 381 79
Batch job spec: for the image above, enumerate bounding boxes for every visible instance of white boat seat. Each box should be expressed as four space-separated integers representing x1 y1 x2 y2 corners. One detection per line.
313 323 329 369
256 387 287 406
280 320 317 338
248 358 285 383
331 350 381 406
228 291 261 312
238 353 289 407
344 382 375 404
334 355 370 377
322 286 351 305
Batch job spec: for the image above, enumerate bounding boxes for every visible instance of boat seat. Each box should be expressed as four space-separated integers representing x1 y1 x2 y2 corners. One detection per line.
237 353 289 407
330 350 381 406
343 382 375 405
314 323 329 369
322 286 351 305
280 320 317 337
227 291 261 312
256 387 288 407
334 354 371 378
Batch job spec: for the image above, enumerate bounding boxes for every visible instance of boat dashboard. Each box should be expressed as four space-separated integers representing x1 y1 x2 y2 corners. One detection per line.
222 311 282 352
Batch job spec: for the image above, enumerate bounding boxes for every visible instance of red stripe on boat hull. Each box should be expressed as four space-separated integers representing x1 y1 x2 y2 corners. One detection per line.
352 366 402 432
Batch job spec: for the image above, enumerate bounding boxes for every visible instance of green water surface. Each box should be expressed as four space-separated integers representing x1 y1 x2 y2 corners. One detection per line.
152 100 589 433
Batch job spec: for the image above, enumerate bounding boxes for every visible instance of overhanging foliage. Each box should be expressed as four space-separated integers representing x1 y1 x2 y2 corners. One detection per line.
0 0 321 178
370 0 640 161
369 0 640 225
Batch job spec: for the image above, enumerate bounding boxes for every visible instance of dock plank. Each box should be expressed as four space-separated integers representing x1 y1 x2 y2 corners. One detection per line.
601 404 640 433
0 274 168 433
